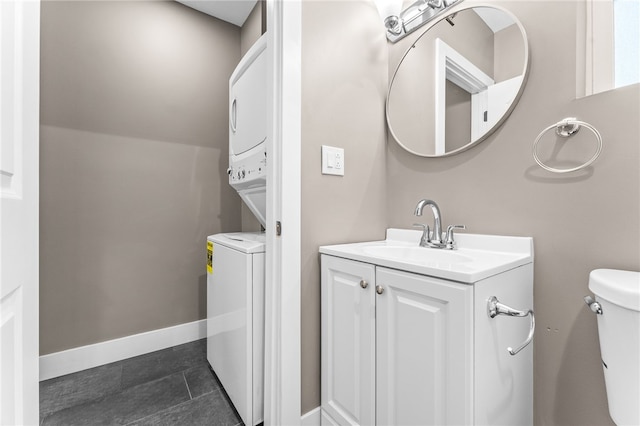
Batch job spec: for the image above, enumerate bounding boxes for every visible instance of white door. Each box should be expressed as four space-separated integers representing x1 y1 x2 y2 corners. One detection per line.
0 0 40 424
321 255 375 426
471 89 489 141
375 268 473 426
472 75 524 139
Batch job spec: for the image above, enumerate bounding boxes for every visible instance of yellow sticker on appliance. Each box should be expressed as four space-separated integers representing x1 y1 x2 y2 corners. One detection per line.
207 241 213 274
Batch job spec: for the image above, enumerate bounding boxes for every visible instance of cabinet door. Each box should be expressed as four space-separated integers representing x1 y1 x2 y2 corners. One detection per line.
321 255 376 426
376 268 473 426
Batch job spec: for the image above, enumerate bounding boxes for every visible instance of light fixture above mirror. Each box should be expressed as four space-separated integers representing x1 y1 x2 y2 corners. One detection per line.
376 0 464 42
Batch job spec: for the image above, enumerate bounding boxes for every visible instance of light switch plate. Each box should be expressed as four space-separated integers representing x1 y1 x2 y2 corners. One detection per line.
321 145 344 176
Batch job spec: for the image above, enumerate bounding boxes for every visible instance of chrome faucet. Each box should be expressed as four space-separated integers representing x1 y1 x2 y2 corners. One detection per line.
414 199 443 246
414 199 466 249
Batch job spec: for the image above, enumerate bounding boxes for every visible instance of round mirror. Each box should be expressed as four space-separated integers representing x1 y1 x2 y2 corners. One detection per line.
386 5 529 157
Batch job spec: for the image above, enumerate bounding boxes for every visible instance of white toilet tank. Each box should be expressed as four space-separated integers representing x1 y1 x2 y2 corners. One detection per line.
588 269 640 425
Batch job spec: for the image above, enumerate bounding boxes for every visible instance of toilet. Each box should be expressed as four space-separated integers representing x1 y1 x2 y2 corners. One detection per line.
587 269 640 425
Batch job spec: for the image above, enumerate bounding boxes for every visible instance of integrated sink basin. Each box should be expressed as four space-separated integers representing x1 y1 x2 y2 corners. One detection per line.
363 245 473 264
319 228 533 283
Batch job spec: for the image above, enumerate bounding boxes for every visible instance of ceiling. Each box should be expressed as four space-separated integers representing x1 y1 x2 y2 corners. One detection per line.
176 0 258 27
473 7 515 33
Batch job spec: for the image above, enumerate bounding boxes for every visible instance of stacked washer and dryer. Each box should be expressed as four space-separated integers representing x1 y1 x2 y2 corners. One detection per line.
206 34 267 426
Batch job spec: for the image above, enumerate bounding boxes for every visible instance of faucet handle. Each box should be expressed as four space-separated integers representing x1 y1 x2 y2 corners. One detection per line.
412 223 431 247
445 225 466 249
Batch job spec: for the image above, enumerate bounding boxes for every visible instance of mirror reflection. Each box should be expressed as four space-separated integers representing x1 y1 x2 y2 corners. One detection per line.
387 6 529 157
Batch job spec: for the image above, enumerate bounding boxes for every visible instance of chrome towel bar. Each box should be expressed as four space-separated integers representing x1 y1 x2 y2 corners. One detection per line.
487 296 535 356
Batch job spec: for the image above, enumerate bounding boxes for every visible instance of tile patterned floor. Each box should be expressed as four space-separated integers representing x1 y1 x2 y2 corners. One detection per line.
39 339 244 426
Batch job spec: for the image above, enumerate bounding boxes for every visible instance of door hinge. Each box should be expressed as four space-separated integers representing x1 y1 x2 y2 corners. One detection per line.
276 221 281 236
483 111 488 122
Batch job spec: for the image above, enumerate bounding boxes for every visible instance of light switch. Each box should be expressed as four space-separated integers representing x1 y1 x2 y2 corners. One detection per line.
321 145 345 176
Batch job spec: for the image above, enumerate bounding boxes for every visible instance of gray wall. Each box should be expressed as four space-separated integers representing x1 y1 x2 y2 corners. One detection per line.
386 2 639 425
301 0 389 414
241 1 265 58
445 80 472 151
495 23 525 81
300 1 640 424
40 1 242 354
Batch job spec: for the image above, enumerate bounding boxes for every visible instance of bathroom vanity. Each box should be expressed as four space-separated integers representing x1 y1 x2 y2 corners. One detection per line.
319 229 534 426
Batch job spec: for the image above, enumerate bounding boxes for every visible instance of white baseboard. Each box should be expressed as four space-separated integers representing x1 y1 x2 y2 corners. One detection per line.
39 319 207 381
301 407 321 426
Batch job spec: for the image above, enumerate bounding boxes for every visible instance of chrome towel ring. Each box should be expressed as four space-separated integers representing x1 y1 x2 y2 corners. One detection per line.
532 117 603 174
487 296 535 356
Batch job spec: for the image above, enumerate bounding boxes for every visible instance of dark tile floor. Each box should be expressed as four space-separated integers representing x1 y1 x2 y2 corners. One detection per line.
39 339 244 426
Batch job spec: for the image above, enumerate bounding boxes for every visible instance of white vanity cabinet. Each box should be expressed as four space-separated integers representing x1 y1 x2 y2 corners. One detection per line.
320 239 533 426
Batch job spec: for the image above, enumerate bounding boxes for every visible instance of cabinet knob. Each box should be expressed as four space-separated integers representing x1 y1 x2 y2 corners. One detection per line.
360 280 368 289
376 285 384 295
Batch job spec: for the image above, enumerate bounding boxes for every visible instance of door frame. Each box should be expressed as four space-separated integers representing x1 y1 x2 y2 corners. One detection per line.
434 38 493 154
264 0 302 424
0 1 300 422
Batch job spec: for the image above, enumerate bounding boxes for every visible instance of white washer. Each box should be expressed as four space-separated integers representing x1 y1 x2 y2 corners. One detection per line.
206 232 265 426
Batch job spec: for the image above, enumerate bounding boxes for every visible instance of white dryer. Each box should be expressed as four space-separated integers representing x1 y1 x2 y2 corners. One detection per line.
206 232 265 426
228 34 267 227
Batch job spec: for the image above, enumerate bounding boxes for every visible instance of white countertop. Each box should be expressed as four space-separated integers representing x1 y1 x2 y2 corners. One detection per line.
319 228 534 284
